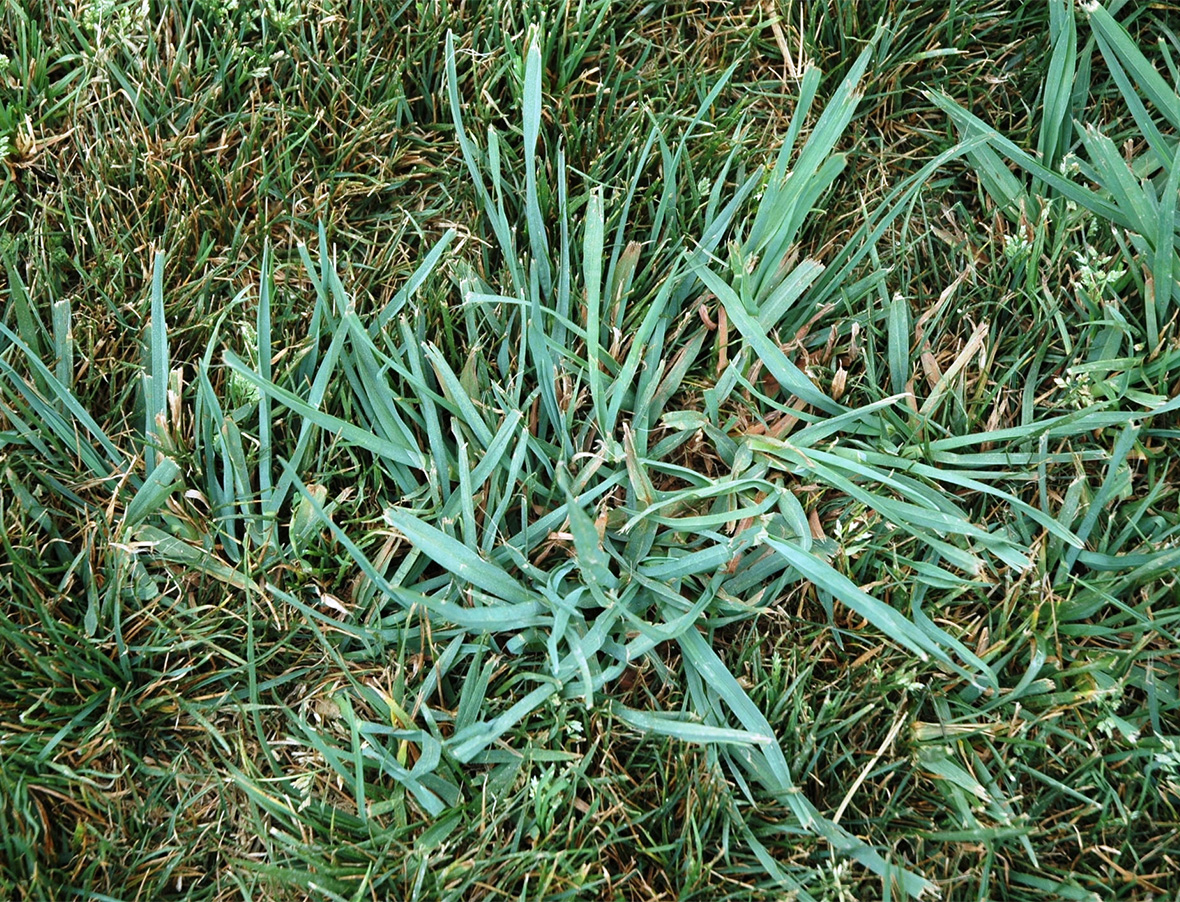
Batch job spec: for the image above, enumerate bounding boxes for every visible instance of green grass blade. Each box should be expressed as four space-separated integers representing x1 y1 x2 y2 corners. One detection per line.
610 704 772 746
122 456 181 530
257 245 273 519
0 326 125 474
1150 141 1180 347
765 536 952 665
384 507 532 603
1036 0 1077 185
522 26 552 297
1087 3 1180 130
223 350 423 470
421 341 493 448
51 296 72 395
583 189 607 430
931 93 1128 226
694 262 842 415
888 291 911 398
370 229 456 334
145 251 168 473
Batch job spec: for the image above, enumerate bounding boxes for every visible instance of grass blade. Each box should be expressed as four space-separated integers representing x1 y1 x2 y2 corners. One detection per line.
383 507 532 603
522 26 552 297
145 251 168 473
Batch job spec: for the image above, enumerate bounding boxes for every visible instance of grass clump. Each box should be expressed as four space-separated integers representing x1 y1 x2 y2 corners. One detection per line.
3 1 1180 899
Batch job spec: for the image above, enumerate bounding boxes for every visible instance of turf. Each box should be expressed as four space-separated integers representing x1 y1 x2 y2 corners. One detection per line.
2 0 1179 899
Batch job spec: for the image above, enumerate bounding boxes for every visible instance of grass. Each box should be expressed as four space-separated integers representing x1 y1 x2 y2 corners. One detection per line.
2 0 1180 899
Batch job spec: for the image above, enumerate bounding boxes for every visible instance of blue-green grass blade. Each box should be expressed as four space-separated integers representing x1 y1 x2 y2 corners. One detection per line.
522 28 552 297
749 44 871 298
583 189 608 428
888 291 911 398
621 474 774 529
421 341 493 448
330 693 367 824
1077 124 1153 236
758 258 824 330
218 416 257 545
610 704 772 746
606 241 641 332
133 524 257 592
122 456 181 530
0 368 110 477
444 31 520 292
636 493 778 533
223 350 422 469
966 141 1029 215
910 588 998 690
51 296 72 394
451 422 478 548
694 263 842 415
605 128 656 296
466 408 523 495
755 154 847 302
360 738 449 818
1087 21 1172 167
840 447 1085 548
692 166 764 273
3 255 46 364
648 329 707 425
455 653 495 733
563 489 617 591
678 628 938 897
397 319 450 505
448 681 557 763
295 240 327 385
648 125 680 250
0 398 56 460
289 483 328 560
765 537 952 664
605 267 677 436
746 66 820 254
785 47 869 186
268 316 351 517
481 423 530 554
384 507 532 602
555 146 571 350
526 259 566 452
704 117 747 226
778 65 822 174
499 469 628 561
281 466 549 631
342 314 422 451
809 138 984 309
639 543 734 581
196 368 238 559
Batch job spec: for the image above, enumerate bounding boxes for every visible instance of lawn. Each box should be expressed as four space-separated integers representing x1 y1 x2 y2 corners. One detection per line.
1 0 1179 899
